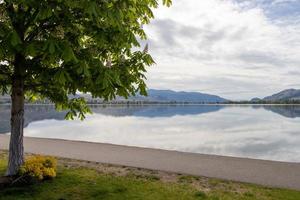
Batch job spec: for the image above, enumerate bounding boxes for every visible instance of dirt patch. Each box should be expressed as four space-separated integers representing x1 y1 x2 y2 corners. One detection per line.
0 150 253 194
55 156 251 194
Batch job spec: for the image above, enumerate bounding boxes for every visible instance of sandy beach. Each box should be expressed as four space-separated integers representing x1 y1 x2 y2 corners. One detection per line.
0 134 299 190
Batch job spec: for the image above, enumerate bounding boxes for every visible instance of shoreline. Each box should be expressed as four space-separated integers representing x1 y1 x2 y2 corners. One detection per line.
0 135 299 190
1 103 300 106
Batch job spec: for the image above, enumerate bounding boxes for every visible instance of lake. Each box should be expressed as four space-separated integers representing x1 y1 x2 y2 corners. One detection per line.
1 104 300 162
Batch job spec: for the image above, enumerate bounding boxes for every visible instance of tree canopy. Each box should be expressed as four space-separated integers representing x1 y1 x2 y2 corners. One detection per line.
0 0 171 118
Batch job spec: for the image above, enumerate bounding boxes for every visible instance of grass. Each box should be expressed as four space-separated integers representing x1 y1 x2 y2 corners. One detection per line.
0 151 300 200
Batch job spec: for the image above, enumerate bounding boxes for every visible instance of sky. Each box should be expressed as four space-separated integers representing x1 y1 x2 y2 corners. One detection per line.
142 0 300 100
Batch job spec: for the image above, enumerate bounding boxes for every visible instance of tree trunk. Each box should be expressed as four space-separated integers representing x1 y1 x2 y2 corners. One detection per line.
6 77 25 176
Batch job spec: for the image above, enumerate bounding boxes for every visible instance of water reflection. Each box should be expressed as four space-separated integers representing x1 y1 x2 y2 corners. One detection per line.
90 104 224 117
0 105 65 134
1 104 300 131
0 105 300 162
0 105 224 133
263 105 300 118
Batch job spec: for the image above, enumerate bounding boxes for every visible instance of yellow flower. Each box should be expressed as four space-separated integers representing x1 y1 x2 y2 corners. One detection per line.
19 155 57 180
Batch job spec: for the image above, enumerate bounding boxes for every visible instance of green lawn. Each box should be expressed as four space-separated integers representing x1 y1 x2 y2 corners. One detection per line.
0 152 300 200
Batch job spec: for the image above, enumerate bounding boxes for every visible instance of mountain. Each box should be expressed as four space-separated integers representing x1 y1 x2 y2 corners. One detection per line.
129 89 228 103
263 89 300 101
1 89 228 104
250 97 262 102
76 89 228 103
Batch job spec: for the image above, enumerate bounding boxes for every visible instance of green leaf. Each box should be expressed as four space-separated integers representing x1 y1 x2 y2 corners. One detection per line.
54 71 66 85
62 45 77 62
0 0 172 121
10 31 22 47
49 41 56 54
25 44 37 57
163 0 172 7
65 111 74 120
37 8 53 20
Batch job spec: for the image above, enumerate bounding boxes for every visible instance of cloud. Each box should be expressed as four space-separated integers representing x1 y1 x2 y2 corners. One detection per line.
142 0 300 100
235 0 300 18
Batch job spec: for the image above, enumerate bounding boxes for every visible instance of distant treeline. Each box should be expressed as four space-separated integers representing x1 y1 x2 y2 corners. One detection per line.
97 100 300 105
88 101 226 105
226 100 300 104
1 99 300 105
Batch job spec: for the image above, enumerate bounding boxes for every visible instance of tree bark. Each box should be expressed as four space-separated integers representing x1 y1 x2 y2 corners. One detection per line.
6 77 25 176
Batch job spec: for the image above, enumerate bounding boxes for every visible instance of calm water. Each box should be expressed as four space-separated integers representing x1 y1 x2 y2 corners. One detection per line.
1 104 300 162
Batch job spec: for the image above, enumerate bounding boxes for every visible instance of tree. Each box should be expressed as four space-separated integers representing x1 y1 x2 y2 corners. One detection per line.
0 0 172 176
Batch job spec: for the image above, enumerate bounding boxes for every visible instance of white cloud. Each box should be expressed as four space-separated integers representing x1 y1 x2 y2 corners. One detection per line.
143 0 300 100
272 0 298 4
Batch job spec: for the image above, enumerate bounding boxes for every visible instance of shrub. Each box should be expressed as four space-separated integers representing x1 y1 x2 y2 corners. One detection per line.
19 155 57 181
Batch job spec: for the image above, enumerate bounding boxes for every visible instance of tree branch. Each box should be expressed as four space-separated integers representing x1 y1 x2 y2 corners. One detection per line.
5 1 15 26
24 83 47 90
25 21 59 42
24 7 36 29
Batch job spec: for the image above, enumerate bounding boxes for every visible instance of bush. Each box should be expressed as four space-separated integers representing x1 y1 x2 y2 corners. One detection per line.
19 155 57 181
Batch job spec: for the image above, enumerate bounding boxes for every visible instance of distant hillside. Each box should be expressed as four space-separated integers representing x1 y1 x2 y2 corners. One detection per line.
263 89 300 101
1 89 228 104
68 89 228 103
128 89 228 103
250 97 262 102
